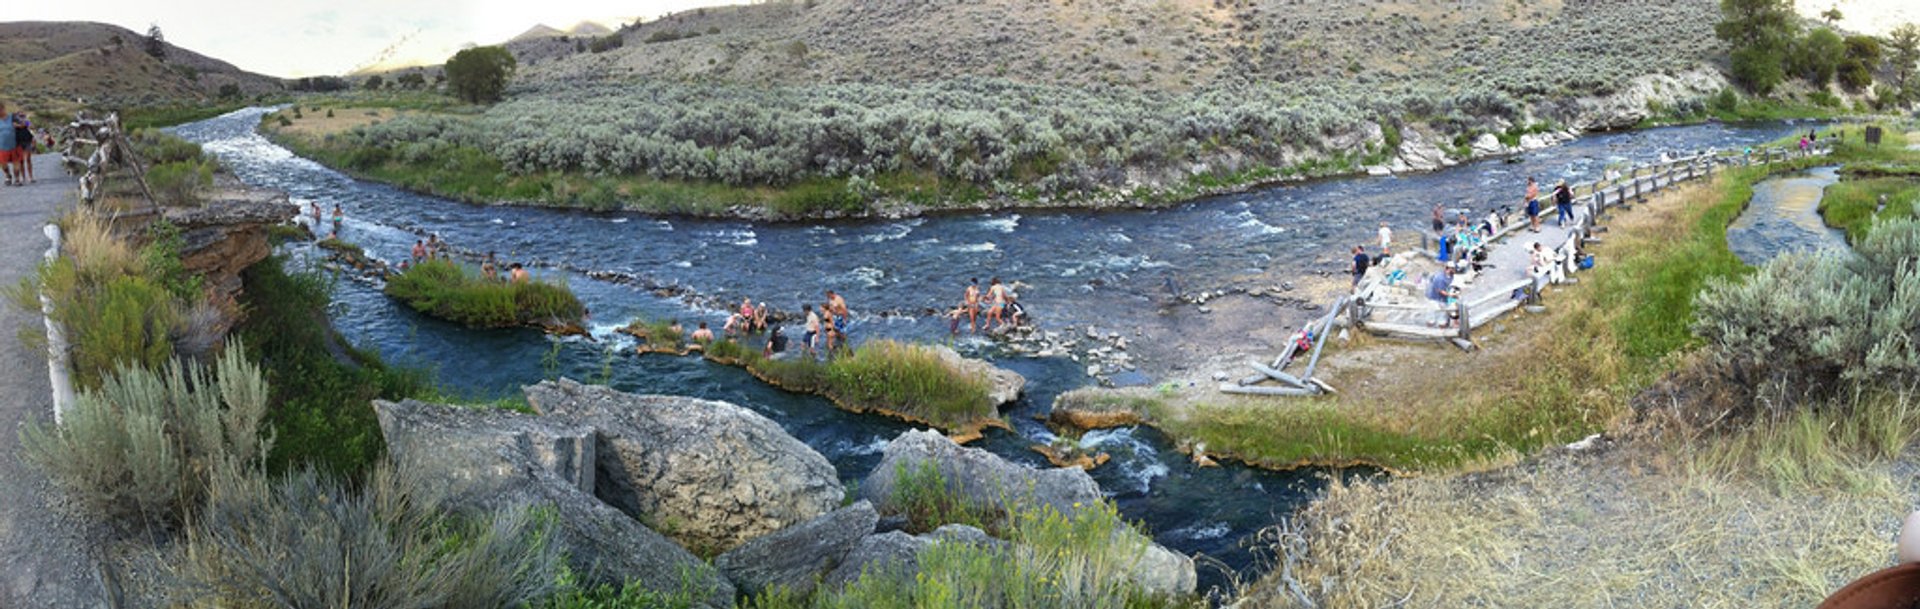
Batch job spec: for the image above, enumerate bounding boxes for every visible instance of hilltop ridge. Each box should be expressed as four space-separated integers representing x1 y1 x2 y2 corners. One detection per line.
0 21 282 114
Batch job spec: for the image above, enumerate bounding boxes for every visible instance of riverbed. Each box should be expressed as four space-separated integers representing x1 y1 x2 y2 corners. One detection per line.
169 109 1816 595
1727 165 1849 265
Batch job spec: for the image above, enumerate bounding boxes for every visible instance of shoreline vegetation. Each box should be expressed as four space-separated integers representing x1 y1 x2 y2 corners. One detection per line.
383 257 586 331
255 86 1863 222
618 319 1005 439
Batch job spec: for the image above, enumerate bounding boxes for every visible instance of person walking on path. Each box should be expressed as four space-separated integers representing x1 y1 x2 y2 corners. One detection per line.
1377 222 1393 256
1553 179 1574 227
0 103 16 186
12 112 36 184
1525 176 1542 232
1350 245 1371 288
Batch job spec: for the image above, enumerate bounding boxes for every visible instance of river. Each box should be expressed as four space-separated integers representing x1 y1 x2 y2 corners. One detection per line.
169 109 1814 595
1727 165 1849 265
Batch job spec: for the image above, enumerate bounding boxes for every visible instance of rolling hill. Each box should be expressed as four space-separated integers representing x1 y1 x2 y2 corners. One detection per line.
0 21 283 115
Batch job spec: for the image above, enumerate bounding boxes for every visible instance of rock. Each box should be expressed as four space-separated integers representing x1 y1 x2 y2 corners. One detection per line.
928 523 1005 551
1211 371 1229 382
1470 133 1507 157
861 430 1102 524
1087 364 1103 377
1395 127 1453 172
1540 64 1728 131
1130 541 1200 596
823 531 930 589
1518 132 1556 151
1365 165 1392 176
372 399 733 606
715 501 879 597
926 345 1026 407
525 379 843 555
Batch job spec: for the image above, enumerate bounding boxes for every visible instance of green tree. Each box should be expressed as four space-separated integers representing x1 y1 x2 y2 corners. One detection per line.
1891 24 1920 103
444 46 516 104
144 24 167 60
1839 35 1881 91
1716 0 1798 95
397 73 426 89
217 83 241 100
1820 6 1842 26
1790 28 1844 88
363 74 384 90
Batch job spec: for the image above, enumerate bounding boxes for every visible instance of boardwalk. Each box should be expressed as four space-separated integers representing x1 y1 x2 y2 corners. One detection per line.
0 152 109 609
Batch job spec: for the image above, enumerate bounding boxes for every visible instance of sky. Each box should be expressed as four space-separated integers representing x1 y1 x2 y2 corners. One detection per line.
3 0 748 78
3 0 1915 79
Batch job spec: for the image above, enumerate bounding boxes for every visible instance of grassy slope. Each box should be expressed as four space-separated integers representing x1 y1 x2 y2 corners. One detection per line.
0 21 283 118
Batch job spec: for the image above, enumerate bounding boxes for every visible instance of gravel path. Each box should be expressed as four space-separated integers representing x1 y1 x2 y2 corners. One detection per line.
0 152 110 609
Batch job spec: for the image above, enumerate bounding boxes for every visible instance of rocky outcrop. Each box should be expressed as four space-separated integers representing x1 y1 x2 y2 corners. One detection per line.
860 429 1101 521
1392 127 1455 173
715 501 878 597
524 379 844 555
823 531 930 589
1540 64 1730 132
928 345 1026 407
162 181 298 304
372 399 734 606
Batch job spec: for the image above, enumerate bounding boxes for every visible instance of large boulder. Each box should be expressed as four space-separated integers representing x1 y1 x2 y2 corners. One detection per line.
373 399 734 607
927 345 1025 406
860 429 1100 520
1395 127 1454 173
524 379 843 555
822 531 930 590
714 501 878 597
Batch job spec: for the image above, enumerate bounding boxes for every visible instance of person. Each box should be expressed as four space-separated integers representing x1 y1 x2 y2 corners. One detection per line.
690 321 714 343
1525 176 1542 232
481 251 498 280
310 202 322 227
426 233 443 259
1799 136 1811 156
0 103 16 186
763 323 789 359
509 263 530 283
1553 179 1574 227
802 304 821 354
666 319 684 337
1426 266 1453 305
1444 284 1462 328
737 298 757 332
826 289 850 337
946 305 967 336
411 240 427 261
1377 222 1393 256
752 301 770 333
963 278 982 333
724 311 747 336
1819 511 1920 608
1431 203 1445 232
1481 207 1503 237
983 279 1007 329
330 204 345 238
1350 245 1370 287
818 303 837 352
13 112 34 184
1005 291 1027 327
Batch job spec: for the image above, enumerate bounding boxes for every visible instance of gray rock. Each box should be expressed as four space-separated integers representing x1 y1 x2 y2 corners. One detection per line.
714 501 878 597
860 429 1103 526
926 345 1026 407
823 531 929 589
1395 127 1453 172
1470 133 1508 157
1128 539 1199 597
373 399 734 606
525 379 843 555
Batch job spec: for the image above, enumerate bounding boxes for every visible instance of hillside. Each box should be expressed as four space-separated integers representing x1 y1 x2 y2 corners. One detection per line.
0 21 283 114
523 0 1721 99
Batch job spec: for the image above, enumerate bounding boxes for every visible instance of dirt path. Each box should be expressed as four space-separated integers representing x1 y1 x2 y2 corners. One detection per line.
0 152 110 609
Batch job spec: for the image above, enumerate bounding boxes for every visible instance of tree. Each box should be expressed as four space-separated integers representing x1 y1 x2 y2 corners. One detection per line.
1820 6 1843 26
1891 24 1920 103
397 73 426 89
1716 0 1798 94
444 46 516 104
217 83 241 100
1790 28 1844 88
144 24 167 60
363 75 384 90
1839 35 1881 91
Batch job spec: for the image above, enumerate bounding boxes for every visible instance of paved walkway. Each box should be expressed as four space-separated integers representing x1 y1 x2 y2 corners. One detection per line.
0 152 110 609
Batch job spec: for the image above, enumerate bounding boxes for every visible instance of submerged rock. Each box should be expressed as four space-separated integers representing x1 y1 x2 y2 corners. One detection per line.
715 501 879 597
525 379 843 555
372 399 734 606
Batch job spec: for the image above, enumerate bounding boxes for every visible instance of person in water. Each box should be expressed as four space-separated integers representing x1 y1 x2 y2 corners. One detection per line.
826 289 850 337
964 277 982 333
802 304 821 355
481 251 499 281
1005 291 1027 327
411 240 427 262
330 204 345 238
1525 176 1541 233
691 321 714 343
763 323 790 359
509 263 530 284
983 279 1009 330
753 301 771 333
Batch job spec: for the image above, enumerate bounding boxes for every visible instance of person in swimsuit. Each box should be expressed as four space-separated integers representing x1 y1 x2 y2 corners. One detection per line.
509 263 530 284
412 240 427 261
984 278 1008 330
819 302 838 352
826 289 850 336
1005 291 1026 327
331 204 345 238
481 251 498 280
691 321 714 343
964 278 981 333
802 304 820 355
1525 176 1541 233
738 298 756 333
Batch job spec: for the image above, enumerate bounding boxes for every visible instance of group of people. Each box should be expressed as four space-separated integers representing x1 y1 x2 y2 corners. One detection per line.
1522 176 1576 231
310 203 345 239
702 289 854 359
948 277 1025 335
0 103 43 186
404 233 530 283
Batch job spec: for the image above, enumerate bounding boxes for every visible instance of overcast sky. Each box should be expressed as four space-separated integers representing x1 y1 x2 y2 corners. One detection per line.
3 0 1915 78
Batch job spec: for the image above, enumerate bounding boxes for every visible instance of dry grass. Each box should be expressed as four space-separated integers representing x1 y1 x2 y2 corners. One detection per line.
1247 438 1909 608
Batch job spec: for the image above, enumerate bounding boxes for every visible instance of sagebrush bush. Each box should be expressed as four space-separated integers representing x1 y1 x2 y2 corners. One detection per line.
26 214 209 389
1693 213 1920 412
172 463 560 609
146 159 214 207
384 258 584 328
22 341 270 527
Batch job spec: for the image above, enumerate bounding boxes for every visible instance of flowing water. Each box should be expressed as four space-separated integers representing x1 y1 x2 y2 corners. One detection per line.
170 109 1815 595
1727 166 1849 265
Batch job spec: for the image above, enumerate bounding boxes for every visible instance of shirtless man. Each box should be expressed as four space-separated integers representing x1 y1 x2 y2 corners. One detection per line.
826 289 850 340
509 263 530 283
802 304 821 355
690 321 714 343
963 278 982 333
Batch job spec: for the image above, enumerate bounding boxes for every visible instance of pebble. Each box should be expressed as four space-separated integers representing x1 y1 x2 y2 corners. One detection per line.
1211 371 1229 381
1086 364 1103 377
1197 306 1212 314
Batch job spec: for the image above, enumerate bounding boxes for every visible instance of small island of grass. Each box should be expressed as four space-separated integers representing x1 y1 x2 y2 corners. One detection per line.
384 258 584 331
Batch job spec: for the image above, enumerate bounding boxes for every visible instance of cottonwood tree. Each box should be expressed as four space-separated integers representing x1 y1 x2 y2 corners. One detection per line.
144 24 167 60
1790 28 1844 87
445 46 516 104
1716 0 1797 95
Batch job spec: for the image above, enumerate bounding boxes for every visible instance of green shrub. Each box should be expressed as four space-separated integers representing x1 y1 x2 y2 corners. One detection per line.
889 461 988 533
21 342 270 527
534 566 719 609
384 258 584 328
173 463 560 608
825 340 994 429
130 129 208 165
146 159 214 207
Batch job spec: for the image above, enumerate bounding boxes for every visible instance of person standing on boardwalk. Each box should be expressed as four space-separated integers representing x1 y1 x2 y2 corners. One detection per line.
1377 222 1393 256
1350 245 1370 288
1553 179 1574 227
963 278 982 333
1525 176 1542 232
